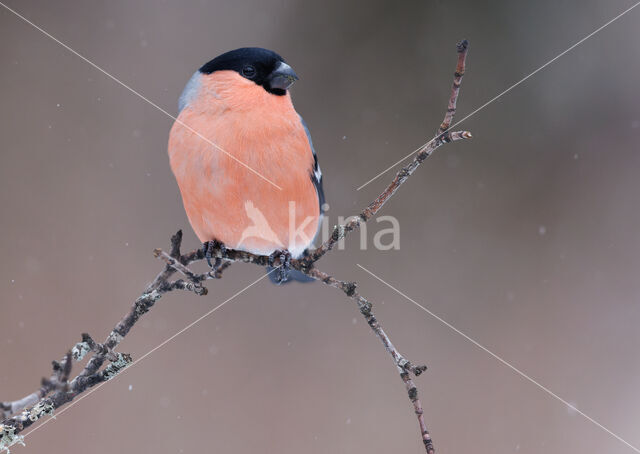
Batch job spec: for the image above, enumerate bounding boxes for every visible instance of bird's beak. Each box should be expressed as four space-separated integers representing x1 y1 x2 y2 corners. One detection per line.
268 62 299 91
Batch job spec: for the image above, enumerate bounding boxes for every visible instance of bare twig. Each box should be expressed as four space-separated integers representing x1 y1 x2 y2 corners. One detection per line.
304 41 470 265
305 267 433 452
0 40 471 454
306 268 427 375
439 39 468 134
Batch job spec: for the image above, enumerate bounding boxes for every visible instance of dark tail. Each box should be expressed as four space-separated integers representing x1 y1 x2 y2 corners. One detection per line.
267 267 315 284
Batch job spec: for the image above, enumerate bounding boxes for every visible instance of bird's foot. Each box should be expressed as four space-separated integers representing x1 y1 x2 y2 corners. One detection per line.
269 249 292 284
202 240 226 269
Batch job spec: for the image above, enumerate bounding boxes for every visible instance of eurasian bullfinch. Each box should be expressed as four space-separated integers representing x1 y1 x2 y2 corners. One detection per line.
168 48 325 283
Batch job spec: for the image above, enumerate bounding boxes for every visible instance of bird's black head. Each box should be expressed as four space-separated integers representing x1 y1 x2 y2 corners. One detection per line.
199 47 298 96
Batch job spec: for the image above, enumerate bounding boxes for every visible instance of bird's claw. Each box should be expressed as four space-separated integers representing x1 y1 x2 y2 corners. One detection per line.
269 250 292 284
202 240 226 270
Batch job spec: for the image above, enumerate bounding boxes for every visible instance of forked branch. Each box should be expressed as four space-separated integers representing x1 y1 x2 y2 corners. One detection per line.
0 40 471 454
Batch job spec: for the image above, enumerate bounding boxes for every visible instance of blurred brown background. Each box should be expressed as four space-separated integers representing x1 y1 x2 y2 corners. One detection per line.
1 1 640 453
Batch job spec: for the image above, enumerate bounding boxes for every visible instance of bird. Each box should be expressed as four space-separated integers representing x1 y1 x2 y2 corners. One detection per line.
168 47 325 283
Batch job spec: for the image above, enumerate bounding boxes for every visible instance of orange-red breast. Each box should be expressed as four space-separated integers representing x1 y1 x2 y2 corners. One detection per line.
168 48 324 282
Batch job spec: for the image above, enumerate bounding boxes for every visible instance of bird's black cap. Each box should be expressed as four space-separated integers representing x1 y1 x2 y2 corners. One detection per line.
199 47 298 96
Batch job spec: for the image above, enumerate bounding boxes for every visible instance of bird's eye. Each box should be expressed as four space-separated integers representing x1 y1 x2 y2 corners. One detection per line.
242 65 256 78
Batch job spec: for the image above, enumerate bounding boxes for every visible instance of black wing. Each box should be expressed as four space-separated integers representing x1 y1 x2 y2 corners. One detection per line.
299 115 325 215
